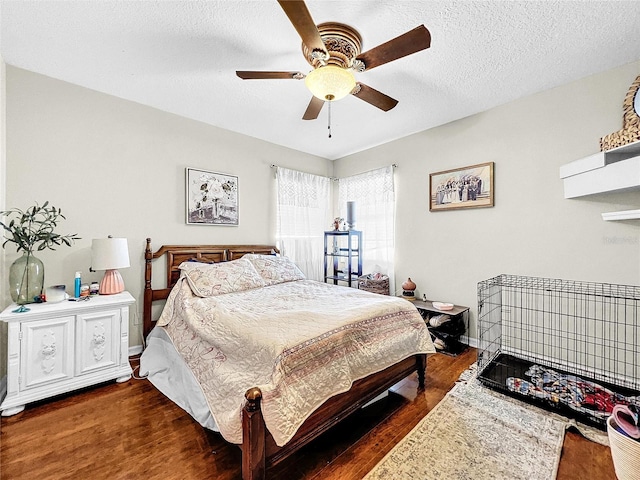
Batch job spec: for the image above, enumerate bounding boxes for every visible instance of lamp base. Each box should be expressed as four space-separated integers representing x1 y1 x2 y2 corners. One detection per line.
99 269 125 295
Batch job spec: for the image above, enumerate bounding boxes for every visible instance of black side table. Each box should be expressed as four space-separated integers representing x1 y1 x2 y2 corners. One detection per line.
412 300 470 355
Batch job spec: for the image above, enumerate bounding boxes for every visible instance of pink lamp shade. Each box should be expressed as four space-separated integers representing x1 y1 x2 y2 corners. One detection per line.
91 237 130 295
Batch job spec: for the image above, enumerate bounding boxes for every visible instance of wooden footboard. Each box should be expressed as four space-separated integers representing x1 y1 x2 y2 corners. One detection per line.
242 354 426 480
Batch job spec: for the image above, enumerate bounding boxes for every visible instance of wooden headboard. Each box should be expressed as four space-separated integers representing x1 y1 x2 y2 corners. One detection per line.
143 238 279 337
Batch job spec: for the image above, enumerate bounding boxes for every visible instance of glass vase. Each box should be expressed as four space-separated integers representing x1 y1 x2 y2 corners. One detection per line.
9 251 44 305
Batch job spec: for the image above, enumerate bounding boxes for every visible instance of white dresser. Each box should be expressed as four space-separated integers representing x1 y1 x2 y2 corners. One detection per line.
0 291 135 416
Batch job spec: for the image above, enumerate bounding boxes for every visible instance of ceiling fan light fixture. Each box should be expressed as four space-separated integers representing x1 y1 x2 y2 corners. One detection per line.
305 65 356 101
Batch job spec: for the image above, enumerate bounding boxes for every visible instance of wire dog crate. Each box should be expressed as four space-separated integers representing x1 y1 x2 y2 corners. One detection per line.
477 274 640 429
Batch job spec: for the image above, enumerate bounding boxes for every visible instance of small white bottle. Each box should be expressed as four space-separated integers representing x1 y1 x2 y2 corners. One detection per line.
74 271 82 298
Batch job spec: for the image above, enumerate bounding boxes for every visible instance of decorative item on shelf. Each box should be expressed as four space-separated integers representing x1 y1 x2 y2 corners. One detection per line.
45 284 68 303
8 253 44 310
346 201 356 230
332 217 344 231
600 74 640 151
357 272 390 295
74 271 82 298
0 202 80 312
91 236 130 295
433 301 454 311
402 277 417 301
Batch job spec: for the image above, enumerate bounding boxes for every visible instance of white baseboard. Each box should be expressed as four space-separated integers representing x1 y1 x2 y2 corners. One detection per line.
128 345 143 357
463 336 479 349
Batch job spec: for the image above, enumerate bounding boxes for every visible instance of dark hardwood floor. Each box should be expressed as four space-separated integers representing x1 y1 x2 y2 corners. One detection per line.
0 348 615 479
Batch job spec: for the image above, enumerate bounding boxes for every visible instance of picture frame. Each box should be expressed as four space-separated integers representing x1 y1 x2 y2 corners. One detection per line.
185 168 239 225
429 162 494 212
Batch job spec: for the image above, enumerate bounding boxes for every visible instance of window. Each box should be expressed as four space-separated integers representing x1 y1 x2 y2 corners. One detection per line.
276 167 331 281
338 166 395 291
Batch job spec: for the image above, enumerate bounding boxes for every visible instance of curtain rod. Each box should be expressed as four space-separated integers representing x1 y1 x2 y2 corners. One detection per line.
336 164 398 179
360 163 397 172
271 163 397 180
270 164 336 180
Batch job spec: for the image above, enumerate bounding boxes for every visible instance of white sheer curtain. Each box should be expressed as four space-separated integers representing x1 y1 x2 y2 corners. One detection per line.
338 166 395 291
276 167 331 282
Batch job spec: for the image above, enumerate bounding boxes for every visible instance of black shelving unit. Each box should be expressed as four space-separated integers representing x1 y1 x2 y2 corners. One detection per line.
323 230 362 288
412 300 469 356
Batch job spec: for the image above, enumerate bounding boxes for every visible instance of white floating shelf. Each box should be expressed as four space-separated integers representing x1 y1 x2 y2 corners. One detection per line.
601 209 640 221
603 139 640 162
559 152 606 179
561 156 640 198
560 141 640 199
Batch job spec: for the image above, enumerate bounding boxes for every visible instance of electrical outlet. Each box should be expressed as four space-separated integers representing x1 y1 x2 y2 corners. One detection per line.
132 312 141 326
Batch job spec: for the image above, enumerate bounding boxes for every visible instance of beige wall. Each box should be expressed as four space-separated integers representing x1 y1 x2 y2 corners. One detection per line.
334 60 640 344
3 66 332 346
4 61 640 351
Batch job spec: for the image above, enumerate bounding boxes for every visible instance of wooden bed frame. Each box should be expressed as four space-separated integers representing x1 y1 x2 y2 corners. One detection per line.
143 238 427 480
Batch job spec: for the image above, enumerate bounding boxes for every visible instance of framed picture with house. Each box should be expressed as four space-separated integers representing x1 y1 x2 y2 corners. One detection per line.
185 168 239 225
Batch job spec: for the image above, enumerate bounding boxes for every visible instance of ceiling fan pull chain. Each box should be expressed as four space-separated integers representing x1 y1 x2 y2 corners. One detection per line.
328 100 332 138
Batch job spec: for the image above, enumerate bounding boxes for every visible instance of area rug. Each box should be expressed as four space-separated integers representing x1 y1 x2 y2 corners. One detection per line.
364 366 607 480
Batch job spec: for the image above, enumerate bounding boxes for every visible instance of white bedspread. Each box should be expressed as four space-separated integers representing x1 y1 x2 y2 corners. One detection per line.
157 278 435 446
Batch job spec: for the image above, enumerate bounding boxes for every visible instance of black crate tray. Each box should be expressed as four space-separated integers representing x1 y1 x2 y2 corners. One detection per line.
478 353 640 430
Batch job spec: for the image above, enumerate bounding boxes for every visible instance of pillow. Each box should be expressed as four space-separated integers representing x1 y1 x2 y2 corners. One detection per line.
243 254 306 286
179 257 265 297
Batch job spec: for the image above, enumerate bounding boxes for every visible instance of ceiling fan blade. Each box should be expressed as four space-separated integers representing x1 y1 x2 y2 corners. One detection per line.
302 96 324 120
352 83 398 111
236 71 305 80
356 25 431 71
277 0 327 55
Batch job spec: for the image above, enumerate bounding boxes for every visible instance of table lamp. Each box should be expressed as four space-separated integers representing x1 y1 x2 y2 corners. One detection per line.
91 237 130 294
346 201 356 230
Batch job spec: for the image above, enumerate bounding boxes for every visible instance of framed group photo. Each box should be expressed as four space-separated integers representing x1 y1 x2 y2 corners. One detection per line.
186 168 239 225
429 162 494 212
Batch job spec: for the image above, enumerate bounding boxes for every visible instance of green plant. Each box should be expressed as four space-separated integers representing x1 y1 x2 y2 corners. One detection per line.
0 201 80 254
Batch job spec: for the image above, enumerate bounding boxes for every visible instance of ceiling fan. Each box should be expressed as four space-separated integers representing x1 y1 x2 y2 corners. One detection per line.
236 0 431 121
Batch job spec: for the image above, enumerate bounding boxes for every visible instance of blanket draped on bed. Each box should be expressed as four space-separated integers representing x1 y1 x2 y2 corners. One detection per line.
157 279 435 446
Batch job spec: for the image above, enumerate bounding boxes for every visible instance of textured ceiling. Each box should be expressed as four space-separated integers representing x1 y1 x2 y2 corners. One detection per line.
2 1 640 160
